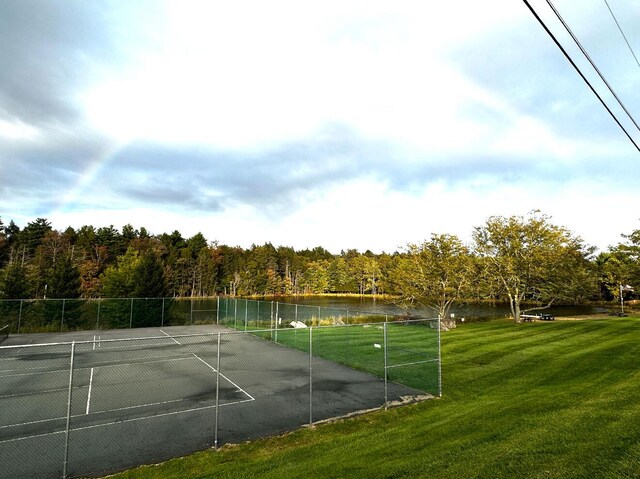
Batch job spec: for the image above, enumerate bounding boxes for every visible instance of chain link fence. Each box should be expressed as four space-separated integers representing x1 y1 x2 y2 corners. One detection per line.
0 298 440 478
0 297 222 333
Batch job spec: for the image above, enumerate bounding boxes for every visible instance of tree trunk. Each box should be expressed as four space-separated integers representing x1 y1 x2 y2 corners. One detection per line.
507 292 522 323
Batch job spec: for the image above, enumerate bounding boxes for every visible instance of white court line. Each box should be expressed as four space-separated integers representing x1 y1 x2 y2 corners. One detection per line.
86 367 94 414
0 340 35 361
0 397 255 444
0 386 76 400
1 368 71 378
160 329 181 345
87 355 194 370
16 339 34 355
0 354 194 377
0 355 245 429
0 393 186 430
1 353 257 436
192 353 255 401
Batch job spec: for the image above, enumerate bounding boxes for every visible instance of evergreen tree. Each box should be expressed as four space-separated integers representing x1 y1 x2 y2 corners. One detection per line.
1 263 31 299
44 255 82 329
132 250 166 298
47 255 81 298
101 248 141 298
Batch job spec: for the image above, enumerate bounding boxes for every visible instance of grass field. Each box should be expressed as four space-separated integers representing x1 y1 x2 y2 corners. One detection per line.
109 317 640 479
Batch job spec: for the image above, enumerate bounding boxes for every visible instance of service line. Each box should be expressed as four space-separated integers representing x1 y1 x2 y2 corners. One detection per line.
86 367 94 414
160 329 181 345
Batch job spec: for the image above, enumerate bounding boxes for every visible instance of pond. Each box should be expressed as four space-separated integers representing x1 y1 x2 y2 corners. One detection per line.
270 296 609 322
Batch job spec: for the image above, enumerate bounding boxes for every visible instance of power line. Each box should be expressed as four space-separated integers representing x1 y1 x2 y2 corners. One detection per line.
545 0 640 134
521 0 640 153
603 0 640 70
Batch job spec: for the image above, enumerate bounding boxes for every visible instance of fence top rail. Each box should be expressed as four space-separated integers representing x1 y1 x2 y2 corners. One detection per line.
0 317 439 351
272 318 437 328
1 296 437 318
0 332 222 351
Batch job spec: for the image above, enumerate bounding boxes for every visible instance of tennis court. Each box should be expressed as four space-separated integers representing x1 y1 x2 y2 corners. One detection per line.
1 323 432 478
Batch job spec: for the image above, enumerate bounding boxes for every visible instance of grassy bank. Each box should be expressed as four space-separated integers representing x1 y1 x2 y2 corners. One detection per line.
109 318 640 479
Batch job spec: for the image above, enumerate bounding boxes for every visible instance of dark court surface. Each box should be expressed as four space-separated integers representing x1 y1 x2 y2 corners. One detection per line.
0 325 427 478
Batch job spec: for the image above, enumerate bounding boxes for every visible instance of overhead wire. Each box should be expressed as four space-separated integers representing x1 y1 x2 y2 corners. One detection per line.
603 0 640 69
521 0 640 153
545 0 640 134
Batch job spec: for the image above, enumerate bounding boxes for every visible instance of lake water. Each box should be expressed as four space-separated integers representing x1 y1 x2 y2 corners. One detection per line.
271 296 609 322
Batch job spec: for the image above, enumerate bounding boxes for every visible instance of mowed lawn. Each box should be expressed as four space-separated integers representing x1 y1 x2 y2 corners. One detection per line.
110 318 640 479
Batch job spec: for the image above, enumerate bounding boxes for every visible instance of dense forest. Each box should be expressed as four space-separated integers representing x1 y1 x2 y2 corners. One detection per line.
0 215 638 313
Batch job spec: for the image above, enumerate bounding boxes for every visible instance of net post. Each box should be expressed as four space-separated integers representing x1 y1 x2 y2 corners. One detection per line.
214 332 221 449
62 341 76 478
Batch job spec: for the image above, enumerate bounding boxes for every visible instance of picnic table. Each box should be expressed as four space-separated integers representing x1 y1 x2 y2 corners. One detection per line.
521 313 555 322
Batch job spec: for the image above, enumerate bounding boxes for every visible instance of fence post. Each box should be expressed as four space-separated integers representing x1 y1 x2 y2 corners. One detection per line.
60 299 66 332
383 321 388 409
256 300 262 329
96 298 101 330
274 301 279 343
17 299 23 334
129 298 134 328
234 299 237 329
244 300 248 331
309 326 313 427
216 296 220 325
437 316 442 398
161 298 165 327
190 298 194 325
214 332 221 449
62 342 76 478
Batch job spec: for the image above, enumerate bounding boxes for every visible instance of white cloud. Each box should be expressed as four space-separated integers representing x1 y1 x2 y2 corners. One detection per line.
81 0 532 152
0 118 40 141
6 0 640 256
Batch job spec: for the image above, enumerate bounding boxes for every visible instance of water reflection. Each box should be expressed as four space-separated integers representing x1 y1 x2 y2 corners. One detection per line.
270 296 608 322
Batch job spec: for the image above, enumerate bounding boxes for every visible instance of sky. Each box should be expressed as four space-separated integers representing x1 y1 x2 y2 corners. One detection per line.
1 0 640 254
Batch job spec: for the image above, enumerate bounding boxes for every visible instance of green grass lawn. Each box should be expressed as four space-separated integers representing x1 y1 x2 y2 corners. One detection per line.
109 318 640 479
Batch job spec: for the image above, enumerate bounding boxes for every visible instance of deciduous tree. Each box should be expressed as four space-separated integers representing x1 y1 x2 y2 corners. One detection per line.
391 234 472 319
473 212 591 323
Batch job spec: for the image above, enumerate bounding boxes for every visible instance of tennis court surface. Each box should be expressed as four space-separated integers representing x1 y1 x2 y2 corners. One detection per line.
0 323 435 478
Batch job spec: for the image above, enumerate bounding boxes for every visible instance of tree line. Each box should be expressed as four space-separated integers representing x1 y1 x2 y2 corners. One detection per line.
0 213 638 321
